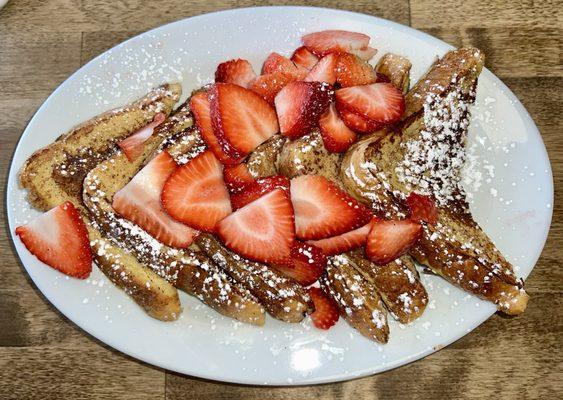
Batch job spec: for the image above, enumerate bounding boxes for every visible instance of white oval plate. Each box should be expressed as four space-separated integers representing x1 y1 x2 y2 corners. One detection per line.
6 6 553 385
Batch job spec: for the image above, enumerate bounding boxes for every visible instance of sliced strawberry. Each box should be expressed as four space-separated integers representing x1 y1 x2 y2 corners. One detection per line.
216 189 295 264
161 150 231 232
112 151 196 248
15 202 92 279
275 81 332 139
406 193 438 225
308 219 373 256
336 104 383 134
249 71 302 106
335 83 405 124
335 53 377 88
366 218 422 265
319 103 357 153
190 91 242 165
309 287 339 329
215 59 257 88
350 46 378 61
290 175 373 240
302 30 370 57
118 113 166 162
274 242 327 286
262 52 308 77
230 175 290 210
305 53 337 85
223 163 255 193
210 83 279 158
290 46 319 70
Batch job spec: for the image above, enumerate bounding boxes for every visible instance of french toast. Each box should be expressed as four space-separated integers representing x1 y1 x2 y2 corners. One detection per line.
375 53 412 95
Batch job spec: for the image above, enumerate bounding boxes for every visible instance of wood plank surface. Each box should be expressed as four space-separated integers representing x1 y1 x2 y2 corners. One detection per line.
0 1 561 399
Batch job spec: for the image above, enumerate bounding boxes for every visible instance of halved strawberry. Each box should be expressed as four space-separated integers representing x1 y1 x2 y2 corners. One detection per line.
249 71 302 106
112 151 196 248
216 189 295 264
210 83 279 158
350 46 378 61
223 163 255 193
274 81 332 139
190 91 242 165
319 103 357 153
308 219 373 256
15 201 92 279
273 242 327 286
302 30 370 57
335 83 405 124
305 53 337 84
366 218 422 265
309 287 339 329
406 193 438 225
215 59 257 88
161 150 231 232
230 175 290 210
118 113 166 162
290 46 319 70
262 52 307 77
335 53 377 88
336 104 383 134
290 175 373 240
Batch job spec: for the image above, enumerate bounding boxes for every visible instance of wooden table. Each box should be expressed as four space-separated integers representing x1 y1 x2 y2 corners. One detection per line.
1 1 561 398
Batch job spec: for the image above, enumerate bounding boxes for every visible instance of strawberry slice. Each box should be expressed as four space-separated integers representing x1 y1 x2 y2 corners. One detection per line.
215 59 257 88
290 175 373 240
190 91 242 165
336 53 377 88
335 83 405 124
309 287 339 329
15 201 92 279
161 150 231 232
366 218 422 265
230 175 290 210
305 53 337 84
350 46 378 61
262 52 308 77
290 46 319 70
118 113 166 162
274 81 332 139
336 104 383 134
274 242 327 286
210 83 279 158
217 189 295 264
249 71 302 106
406 193 438 225
319 103 357 153
223 163 255 193
308 219 373 256
302 30 370 57
112 151 196 248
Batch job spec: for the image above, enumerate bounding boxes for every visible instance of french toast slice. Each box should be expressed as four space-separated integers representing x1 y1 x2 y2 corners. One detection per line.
375 53 412 94
19 84 184 320
341 48 528 314
246 134 287 178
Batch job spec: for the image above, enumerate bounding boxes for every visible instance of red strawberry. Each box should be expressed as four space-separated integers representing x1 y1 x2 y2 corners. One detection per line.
319 103 357 153
274 242 327 286
262 52 307 77
290 46 319 70
308 219 373 256
274 81 332 139
309 287 339 329
112 151 196 248
305 53 338 84
335 83 405 124
223 163 255 193
210 83 279 158
335 53 377 88
215 59 257 88
118 113 166 162
161 150 231 232
406 193 438 225
15 202 92 279
230 175 290 210
336 105 383 134
350 46 378 61
249 72 302 106
302 30 370 57
290 175 373 240
216 189 295 264
366 218 422 265
190 91 242 165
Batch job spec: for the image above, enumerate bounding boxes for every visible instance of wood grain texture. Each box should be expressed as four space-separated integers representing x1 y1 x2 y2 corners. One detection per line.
0 0 561 399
